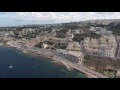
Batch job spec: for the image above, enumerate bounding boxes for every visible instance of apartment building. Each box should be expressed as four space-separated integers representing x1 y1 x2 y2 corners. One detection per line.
54 49 83 64
66 42 81 51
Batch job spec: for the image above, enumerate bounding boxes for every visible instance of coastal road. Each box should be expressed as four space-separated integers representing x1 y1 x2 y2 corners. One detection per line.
53 56 109 78
21 46 108 78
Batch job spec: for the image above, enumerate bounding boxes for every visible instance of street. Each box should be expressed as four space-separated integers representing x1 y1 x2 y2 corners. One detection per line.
53 55 108 78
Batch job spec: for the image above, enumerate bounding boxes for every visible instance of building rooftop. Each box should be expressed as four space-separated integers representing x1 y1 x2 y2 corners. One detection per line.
56 49 66 53
67 51 83 57
67 42 81 51
91 39 98 43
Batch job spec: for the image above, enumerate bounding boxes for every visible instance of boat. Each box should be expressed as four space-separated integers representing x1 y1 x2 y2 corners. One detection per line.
9 66 13 68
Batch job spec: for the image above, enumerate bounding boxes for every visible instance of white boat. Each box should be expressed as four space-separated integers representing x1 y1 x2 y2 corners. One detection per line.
9 66 13 68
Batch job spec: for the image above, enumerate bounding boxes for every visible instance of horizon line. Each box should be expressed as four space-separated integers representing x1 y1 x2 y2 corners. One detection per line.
0 18 120 27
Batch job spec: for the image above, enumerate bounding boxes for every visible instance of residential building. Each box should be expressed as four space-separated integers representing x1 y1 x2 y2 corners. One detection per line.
89 27 96 31
83 35 117 58
66 42 81 51
53 38 72 43
54 49 83 64
96 30 112 37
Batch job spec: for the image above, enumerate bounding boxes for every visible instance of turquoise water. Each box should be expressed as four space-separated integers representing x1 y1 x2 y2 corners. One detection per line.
0 46 87 78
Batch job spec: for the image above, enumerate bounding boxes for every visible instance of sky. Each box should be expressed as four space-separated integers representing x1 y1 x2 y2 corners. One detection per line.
0 12 120 27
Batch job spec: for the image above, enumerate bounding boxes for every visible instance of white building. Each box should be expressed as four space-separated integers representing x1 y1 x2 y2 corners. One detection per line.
89 27 96 31
96 30 112 37
54 49 83 64
42 44 48 49
83 36 117 58
67 51 84 64
66 42 81 51
98 49 115 58
53 38 72 43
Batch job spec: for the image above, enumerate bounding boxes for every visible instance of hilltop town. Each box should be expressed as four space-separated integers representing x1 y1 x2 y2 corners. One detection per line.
0 19 120 78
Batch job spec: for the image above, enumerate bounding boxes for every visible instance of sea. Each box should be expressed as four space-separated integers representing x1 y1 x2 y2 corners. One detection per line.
0 46 87 78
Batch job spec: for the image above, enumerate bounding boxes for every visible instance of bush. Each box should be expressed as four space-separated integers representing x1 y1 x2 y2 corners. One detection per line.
34 42 43 48
84 55 91 60
44 41 54 45
55 43 68 49
73 34 86 43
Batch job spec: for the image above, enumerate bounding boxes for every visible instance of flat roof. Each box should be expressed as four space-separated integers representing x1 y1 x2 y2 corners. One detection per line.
67 51 83 57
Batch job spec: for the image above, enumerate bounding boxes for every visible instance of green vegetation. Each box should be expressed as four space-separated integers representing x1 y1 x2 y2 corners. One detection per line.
73 34 84 43
73 33 100 43
84 55 91 60
45 28 52 33
106 23 120 36
34 42 43 48
90 32 101 38
0 40 7 45
102 69 117 78
56 35 65 38
51 47 56 50
54 43 68 49
56 29 68 38
44 41 54 45
89 22 120 36
83 55 120 77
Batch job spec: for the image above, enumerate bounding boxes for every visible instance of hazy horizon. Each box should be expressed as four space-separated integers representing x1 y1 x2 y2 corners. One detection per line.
0 12 120 27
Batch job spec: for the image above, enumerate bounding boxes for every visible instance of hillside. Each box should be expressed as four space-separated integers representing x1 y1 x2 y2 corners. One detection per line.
0 19 120 36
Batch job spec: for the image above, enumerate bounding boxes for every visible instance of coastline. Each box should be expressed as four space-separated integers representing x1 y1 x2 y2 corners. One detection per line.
1 44 95 78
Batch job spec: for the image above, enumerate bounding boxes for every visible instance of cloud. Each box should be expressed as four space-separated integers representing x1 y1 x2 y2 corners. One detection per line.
6 12 120 22
1 12 120 26
91 12 120 19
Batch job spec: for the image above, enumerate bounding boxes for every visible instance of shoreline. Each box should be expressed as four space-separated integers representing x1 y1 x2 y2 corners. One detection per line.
1 45 99 78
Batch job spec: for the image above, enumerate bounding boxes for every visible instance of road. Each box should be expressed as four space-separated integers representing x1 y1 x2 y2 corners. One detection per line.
19 46 108 78
53 55 109 78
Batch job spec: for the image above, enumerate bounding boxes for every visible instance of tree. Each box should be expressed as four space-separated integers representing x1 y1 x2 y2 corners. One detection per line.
84 55 91 60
